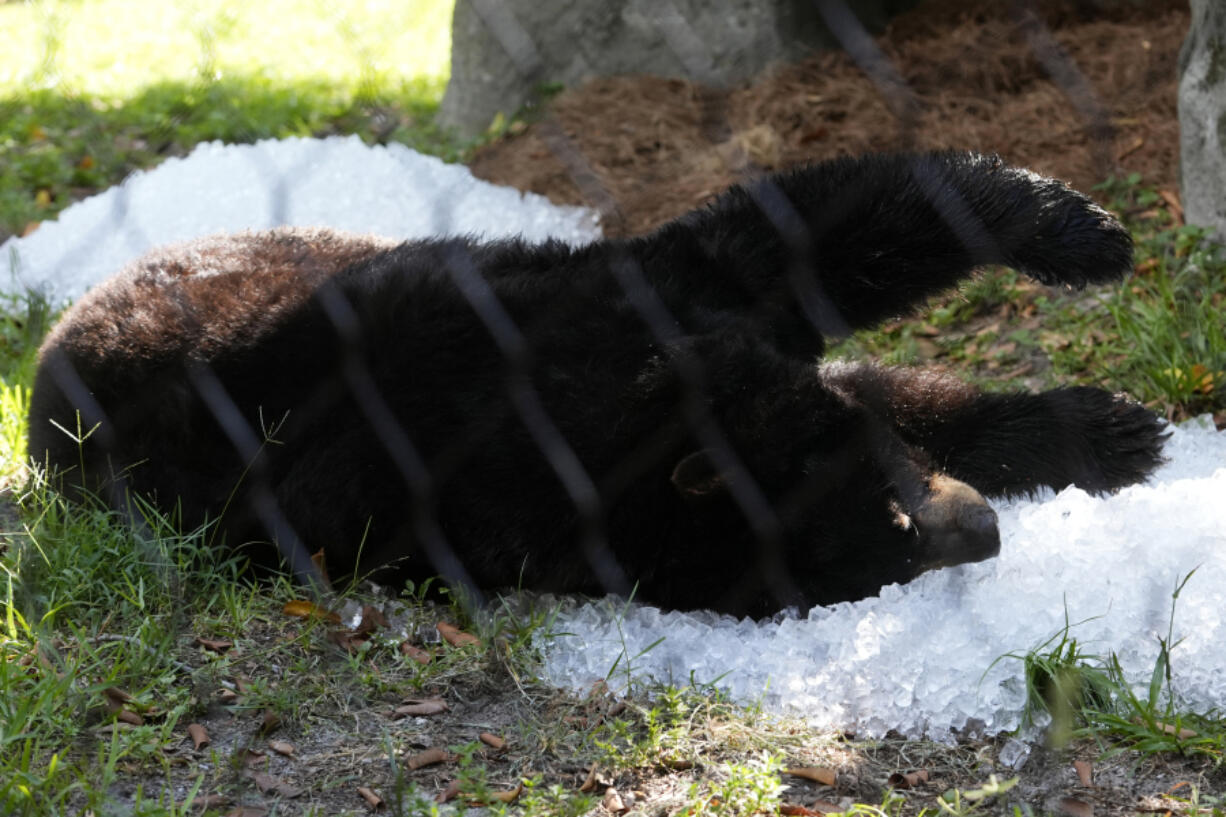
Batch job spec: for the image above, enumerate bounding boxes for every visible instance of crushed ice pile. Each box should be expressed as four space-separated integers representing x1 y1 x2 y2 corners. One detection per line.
1 135 599 305
4 137 1223 740
538 418 1226 739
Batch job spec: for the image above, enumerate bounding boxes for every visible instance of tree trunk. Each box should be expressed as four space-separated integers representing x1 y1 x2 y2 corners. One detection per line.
1178 0 1226 239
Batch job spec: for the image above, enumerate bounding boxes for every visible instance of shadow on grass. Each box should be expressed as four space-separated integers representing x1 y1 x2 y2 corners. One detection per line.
0 73 461 239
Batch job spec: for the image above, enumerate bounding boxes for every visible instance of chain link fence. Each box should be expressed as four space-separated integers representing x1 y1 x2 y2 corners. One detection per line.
10 0 1183 622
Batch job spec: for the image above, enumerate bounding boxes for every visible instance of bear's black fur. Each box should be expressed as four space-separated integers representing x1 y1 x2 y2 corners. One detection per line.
28 151 1168 617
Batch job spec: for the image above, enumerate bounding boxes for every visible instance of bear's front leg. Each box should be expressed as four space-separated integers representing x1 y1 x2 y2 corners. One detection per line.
641 338 1003 614
821 361 1168 497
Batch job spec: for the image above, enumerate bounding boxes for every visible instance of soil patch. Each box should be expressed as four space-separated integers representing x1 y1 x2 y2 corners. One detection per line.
469 0 1187 237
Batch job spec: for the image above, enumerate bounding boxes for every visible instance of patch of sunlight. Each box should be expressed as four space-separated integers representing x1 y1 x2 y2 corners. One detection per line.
0 0 453 98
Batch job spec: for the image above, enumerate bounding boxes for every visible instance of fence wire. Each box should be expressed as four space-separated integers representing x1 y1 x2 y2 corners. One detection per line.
20 0 1141 621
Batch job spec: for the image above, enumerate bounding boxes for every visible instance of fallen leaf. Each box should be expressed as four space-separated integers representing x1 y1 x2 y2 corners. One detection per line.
780 805 824 816
436 779 461 803
1057 796 1093 817
282 599 340 623
223 808 268 817
357 785 384 809
812 800 843 813
92 722 137 735
1168 364 1216 395
436 621 480 647
186 793 230 810
391 698 448 718
1117 135 1145 161
117 709 145 726
217 688 239 704
268 740 295 757
195 636 233 653
479 732 506 750
486 782 524 803
441 781 523 807
602 787 626 813
994 341 1017 356
326 629 367 653
103 687 135 706
275 782 305 798
237 748 266 767
1135 257 1159 276
21 221 40 237
407 747 453 770
1073 759 1092 786
248 772 278 793
248 771 305 798
1155 720 1199 739
258 709 281 736
1159 189 1184 224
357 786 386 811
310 548 330 583
356 605 389 634
1132 717 1198 739
578 764 599 792
399 642 433 664
187 723 210 750
77 155 95 170
887 769 929 789
787 767 837 786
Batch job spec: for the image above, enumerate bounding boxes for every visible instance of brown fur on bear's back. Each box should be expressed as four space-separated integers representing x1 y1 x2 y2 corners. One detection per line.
27 227 399 502
38 227 398 369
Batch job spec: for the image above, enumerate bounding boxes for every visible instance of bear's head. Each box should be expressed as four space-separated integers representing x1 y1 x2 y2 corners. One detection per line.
669 417 1000 615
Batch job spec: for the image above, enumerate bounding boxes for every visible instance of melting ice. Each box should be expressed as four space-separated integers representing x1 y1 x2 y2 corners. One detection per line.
5 137 1223 740
1 135 599 305
537 419 1226 739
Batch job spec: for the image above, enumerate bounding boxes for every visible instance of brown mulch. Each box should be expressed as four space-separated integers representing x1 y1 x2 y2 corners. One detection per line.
469 0 1187 237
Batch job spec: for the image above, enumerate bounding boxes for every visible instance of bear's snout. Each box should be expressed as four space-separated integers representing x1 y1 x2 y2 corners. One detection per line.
912 474 1001 570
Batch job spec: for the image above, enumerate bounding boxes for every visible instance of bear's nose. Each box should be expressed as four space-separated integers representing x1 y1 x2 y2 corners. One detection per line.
912 474 1001 569
961 505 999 539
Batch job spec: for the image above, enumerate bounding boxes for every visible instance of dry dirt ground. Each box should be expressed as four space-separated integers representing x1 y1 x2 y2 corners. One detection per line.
102 591 1224 817
469 0 1185 238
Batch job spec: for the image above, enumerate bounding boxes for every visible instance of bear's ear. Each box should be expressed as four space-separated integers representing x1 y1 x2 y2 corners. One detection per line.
670 450 729 497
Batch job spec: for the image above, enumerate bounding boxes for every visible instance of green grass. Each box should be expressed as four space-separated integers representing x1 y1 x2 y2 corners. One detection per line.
1094 178 1226 419
3 488 231 812
996 571 1226 765
2 462 581 814
834 173 1226 421
0 0 459 238
0 0 451 96
2 1 1226 813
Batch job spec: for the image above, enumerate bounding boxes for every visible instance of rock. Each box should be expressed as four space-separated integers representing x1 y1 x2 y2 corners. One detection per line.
437 0 917 138
1178 0 1226 239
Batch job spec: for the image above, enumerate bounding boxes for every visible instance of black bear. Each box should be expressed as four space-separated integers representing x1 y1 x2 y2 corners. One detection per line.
28 151 1167 617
